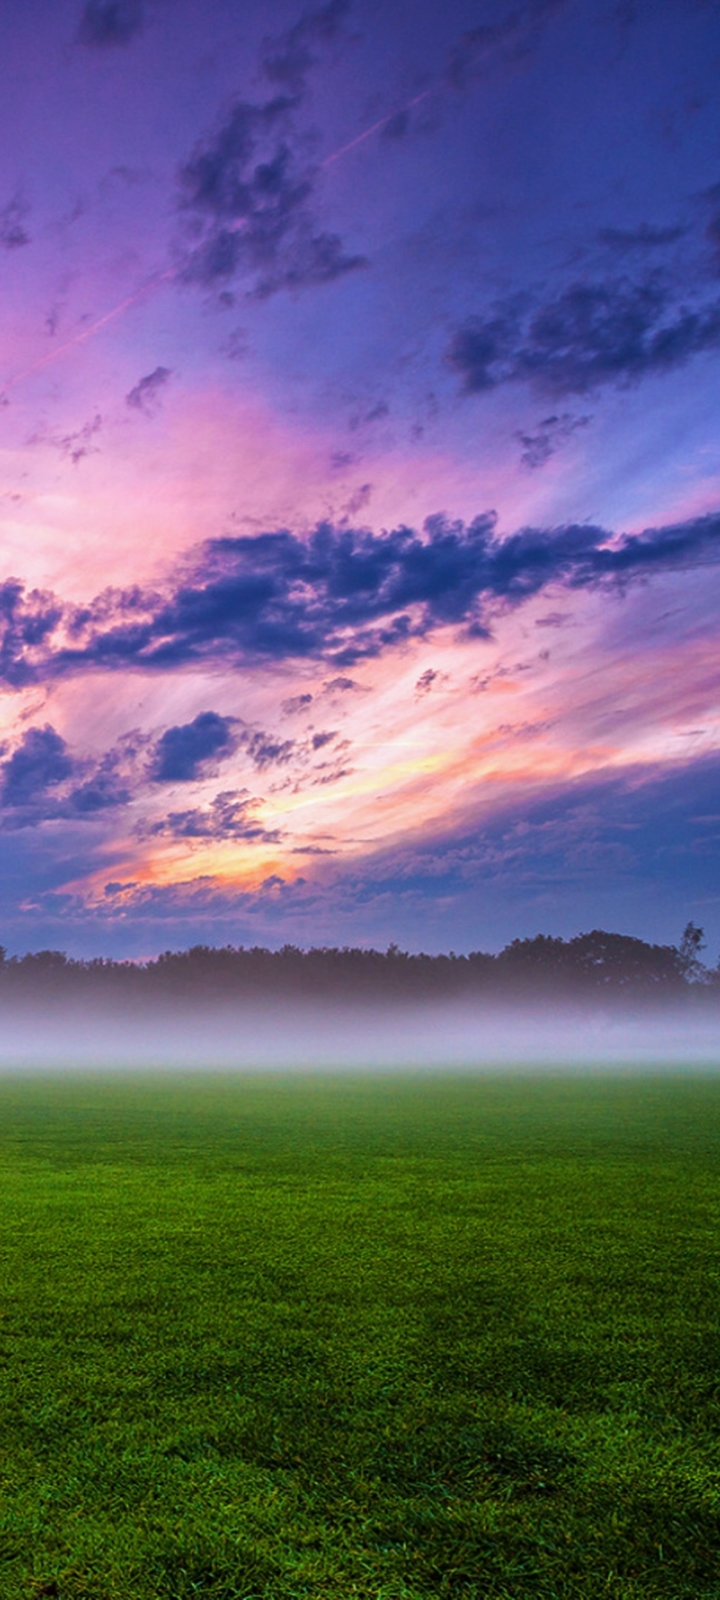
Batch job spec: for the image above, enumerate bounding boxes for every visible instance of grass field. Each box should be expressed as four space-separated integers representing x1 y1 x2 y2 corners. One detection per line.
0 1070 719 1599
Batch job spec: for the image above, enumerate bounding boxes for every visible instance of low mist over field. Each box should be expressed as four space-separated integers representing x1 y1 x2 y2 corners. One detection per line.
1 999 720 1074
1 929 718 1071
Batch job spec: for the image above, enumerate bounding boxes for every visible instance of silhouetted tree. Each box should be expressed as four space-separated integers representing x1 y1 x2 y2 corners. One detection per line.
679 921 707 982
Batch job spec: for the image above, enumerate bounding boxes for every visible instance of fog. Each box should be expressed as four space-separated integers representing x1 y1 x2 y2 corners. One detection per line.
0 997 717 1074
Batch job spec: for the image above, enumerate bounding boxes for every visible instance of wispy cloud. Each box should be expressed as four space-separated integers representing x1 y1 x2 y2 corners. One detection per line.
516 413 590 470
76 0 144 48
126 366 172 414
148 789 281 842
260 0 350 95
0 195 30 250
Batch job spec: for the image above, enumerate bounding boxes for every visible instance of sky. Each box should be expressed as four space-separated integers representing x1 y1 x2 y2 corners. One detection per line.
1 0 720 958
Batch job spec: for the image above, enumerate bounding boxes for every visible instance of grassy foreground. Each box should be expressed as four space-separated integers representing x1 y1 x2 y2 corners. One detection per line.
0 1072 719 1599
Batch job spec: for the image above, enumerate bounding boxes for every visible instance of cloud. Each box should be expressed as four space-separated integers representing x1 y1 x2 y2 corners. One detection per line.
260 0 349 95
446 0 571 90
0 582 64 687
0 195 29 249
178 92 365 298
448 277 720 397
0 726 147 828
281 692 313 715
76 0 144 47
516 412 590 469
59 414 102 465
28 414 103 466
152 711 236 782
3 508 720 685
323 675 362 692
151 715 308 782
598 223 687 252
241 731 296 771
0 726 74 809
148 789 281 842
126 366 172 414
68 757 133 814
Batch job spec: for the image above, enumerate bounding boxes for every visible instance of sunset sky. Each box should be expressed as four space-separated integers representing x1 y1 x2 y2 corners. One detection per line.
2 0 720 956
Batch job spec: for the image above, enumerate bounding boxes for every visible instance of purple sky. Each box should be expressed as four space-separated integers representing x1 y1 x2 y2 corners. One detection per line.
1 0 720 956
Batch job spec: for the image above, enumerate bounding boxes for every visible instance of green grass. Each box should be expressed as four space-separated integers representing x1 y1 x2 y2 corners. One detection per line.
0 1070 719 1599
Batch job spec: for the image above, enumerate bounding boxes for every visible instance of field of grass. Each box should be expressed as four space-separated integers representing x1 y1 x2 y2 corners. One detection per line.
0 1070 719 1599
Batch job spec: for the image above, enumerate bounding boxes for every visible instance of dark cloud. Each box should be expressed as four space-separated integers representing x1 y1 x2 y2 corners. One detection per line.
1 726 74 809
149 789 281 842
152 711 236 782
76 0 144 47
151 714 311 785
0 581 64 688
261 0 349 95
0 195 29 250
415 668 440 695
3 509 720 684
68 764 131 815
516 413 590 469
178 92 365 298
241 731 296 771
449 278 720 397
0 726 146 828
126 366 172 414
64 731 150 818
238 722 342 778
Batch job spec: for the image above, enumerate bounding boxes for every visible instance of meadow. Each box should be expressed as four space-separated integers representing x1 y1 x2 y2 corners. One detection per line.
0 1069 718 1599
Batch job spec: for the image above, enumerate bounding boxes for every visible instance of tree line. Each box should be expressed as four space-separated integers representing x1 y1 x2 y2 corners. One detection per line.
0 923 715 1006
